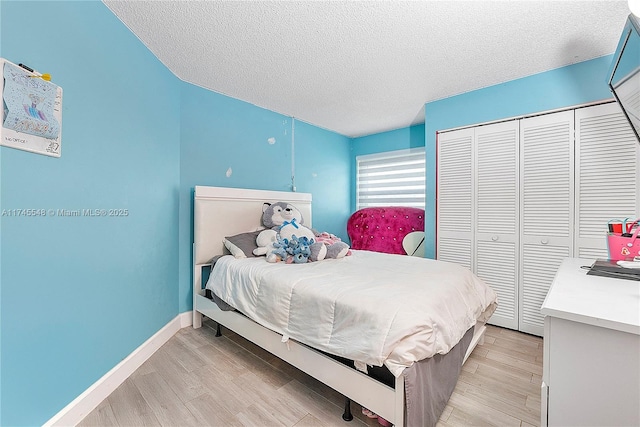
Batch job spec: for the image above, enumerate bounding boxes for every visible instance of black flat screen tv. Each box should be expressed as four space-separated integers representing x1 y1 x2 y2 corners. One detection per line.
608 14 640 143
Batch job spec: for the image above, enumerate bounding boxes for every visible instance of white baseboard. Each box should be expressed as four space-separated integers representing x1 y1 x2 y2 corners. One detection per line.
44 311 193 427
179 310 193 328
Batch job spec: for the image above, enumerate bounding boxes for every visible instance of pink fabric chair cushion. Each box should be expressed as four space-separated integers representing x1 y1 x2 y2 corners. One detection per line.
347 207 425 255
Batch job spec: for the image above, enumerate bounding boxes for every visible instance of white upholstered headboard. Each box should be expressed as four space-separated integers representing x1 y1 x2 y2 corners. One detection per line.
193 186 312 265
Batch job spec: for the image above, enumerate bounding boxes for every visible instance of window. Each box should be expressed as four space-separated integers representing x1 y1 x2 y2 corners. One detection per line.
356 148 425 209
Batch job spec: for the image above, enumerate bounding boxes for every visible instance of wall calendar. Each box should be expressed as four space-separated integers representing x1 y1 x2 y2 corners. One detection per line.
0 58 63 157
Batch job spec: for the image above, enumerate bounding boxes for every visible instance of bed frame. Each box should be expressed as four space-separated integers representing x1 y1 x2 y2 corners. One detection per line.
192 185 486 426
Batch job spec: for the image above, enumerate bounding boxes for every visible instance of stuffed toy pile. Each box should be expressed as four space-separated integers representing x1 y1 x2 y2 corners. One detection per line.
253 202 350 263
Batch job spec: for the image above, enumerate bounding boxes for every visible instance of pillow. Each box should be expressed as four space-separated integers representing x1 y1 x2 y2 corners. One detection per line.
223 230 262 258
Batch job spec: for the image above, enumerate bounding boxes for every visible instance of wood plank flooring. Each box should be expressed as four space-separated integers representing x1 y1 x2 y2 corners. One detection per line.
79 321 543 427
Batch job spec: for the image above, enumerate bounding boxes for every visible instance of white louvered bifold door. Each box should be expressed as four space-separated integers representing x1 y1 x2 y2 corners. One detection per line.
519 110 574 336
474 121 519 330
575 102 640 259
437 128 474 270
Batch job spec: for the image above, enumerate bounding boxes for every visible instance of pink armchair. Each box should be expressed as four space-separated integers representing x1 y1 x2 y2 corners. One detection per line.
347 206 425 255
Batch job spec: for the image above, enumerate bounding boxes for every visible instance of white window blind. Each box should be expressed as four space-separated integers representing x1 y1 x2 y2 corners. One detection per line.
356 148 425 209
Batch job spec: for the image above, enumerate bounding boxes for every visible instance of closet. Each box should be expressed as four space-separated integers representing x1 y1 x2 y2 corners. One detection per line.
437 102 639 336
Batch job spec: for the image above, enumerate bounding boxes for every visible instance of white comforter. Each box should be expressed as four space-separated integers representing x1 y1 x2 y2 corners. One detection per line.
207 250 497 376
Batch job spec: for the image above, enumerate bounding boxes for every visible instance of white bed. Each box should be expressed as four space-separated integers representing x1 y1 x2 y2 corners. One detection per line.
192 185 496 426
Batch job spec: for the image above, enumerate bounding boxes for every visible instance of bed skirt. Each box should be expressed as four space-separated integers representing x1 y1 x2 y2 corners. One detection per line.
403 327 473 427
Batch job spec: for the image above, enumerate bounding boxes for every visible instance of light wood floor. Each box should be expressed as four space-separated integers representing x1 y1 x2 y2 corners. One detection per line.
79 320 542 427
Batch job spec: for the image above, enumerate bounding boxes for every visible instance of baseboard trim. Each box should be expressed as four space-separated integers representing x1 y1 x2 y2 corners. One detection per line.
179 310 193 328
44 311 193 426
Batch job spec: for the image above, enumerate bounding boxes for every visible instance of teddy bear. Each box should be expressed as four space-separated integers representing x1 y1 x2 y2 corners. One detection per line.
253 202 325 261
254 201 349 262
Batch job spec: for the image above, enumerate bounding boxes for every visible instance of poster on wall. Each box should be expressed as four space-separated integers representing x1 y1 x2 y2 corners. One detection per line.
0 58 63 157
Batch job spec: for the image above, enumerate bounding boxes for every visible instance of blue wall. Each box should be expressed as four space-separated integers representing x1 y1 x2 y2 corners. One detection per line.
1 1 352 424
423 56 616 259
0 1 619 425
291 120 351 239
178 84 351 311
0 1 181 425
350 125 425 212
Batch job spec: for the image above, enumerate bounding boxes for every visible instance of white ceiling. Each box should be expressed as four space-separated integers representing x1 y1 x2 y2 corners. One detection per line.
103 0 631 138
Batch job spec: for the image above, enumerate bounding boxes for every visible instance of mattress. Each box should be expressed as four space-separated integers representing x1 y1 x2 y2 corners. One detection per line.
206 250 497 377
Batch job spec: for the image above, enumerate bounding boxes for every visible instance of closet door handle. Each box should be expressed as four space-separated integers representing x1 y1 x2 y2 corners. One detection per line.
491 236 499 241
541 239 549 245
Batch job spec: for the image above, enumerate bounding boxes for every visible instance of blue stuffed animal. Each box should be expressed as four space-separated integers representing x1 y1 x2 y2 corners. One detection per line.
291 235 312 263
271 238 289 262
280 234 313 263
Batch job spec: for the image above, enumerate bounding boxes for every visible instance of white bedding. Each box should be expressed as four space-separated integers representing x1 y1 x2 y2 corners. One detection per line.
206 250 497 377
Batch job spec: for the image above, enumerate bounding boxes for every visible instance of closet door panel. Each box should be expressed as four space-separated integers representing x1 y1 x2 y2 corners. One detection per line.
521 114 574 239
475 121 519 330
437 128 474 269
438 239 472 270
520 243 569 335
476 240 517 328
520 111 574 336
575 102 640 258
476 123 518 235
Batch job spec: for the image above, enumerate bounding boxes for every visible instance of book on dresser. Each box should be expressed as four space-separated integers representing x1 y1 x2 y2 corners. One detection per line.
586 259 640 281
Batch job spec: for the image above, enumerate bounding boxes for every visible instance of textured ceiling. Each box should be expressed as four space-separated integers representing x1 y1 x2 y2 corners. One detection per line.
103 0 630 137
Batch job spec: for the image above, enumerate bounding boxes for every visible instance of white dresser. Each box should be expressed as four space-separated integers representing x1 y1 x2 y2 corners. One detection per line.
541 258 640 426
